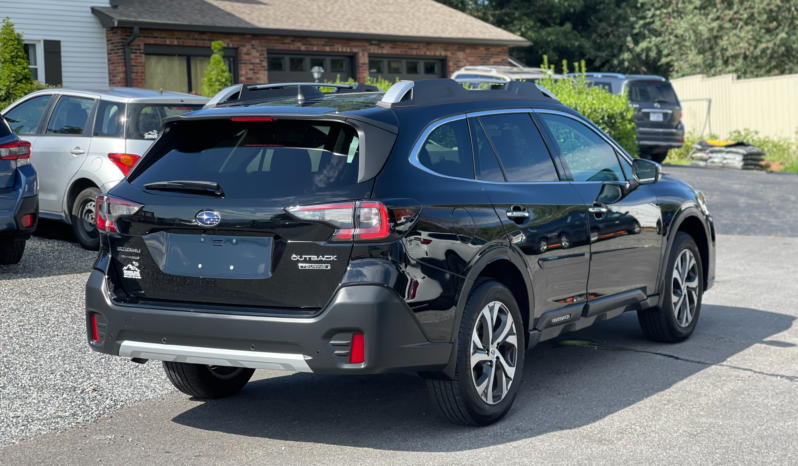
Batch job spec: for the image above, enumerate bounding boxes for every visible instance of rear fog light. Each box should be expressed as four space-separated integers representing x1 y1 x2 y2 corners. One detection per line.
349 333 365 364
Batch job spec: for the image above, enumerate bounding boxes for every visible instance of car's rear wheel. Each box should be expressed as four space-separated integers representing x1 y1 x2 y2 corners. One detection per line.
426 279 524 426
71 187 101 250
0 239 25 265
638 232 703 343
163 361 255 399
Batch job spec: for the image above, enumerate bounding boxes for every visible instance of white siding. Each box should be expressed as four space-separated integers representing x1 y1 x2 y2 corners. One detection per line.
0 0 110 88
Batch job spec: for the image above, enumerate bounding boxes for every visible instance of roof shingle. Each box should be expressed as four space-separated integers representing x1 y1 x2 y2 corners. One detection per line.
92 0 528 46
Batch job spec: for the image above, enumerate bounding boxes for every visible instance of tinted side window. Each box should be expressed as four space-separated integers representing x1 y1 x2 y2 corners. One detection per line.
94 100 126 138
46 96 94 135
4 95 52 135
478 113 559 182
469 118 504 182
540 114 624 182
418 119 473 179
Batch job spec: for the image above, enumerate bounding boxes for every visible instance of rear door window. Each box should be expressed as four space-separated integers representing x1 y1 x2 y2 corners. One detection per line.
131 120 364 199
627 81 678 104
4 95 52 135
478 113 559 182
469 118 504 182
46 96 94 135
418 119 474 179
539 113 624 182
126 103 204 140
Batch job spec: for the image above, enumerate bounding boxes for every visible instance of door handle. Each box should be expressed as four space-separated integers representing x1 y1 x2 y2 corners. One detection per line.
588 205 608 214
506 210 530 219
70 147 85 156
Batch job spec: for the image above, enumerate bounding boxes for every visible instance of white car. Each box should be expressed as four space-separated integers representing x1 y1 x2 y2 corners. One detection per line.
451 65 564 86
1 88 207 249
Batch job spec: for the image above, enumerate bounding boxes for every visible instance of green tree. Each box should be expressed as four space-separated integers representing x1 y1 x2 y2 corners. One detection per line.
201 41 232 97
633 0 798 79
0 17 34 108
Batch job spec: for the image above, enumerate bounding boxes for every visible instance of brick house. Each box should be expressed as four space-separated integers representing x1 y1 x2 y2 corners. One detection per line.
91 0 527 93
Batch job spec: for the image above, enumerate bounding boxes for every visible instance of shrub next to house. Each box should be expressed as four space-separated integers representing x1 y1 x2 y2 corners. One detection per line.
0 17 35 109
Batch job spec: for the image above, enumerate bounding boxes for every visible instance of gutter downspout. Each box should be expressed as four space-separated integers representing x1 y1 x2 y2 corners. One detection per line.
124 26 140 88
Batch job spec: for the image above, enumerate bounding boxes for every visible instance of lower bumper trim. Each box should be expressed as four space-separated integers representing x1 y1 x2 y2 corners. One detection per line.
118 341 313 372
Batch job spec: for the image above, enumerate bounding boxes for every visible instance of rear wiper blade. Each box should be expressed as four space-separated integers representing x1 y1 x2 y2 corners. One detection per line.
143 180 224 196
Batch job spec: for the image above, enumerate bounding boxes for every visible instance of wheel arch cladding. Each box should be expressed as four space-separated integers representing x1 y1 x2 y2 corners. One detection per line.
474 259 531 335
66 178 100 219
674 214 710 290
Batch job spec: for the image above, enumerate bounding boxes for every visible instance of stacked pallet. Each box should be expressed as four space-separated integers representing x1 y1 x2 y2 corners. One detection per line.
689 141 766 170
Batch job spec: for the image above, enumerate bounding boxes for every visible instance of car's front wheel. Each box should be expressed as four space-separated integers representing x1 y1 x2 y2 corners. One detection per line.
426 279 524 426
638 232 703 343
163 362 255 399
71 187 101 250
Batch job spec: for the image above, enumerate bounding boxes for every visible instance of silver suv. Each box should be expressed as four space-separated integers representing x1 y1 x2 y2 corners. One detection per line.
1 88 207 249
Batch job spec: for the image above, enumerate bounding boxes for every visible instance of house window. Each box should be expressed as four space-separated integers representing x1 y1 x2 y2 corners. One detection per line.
144 45 237 94
23 41 44 82
406 61 419 74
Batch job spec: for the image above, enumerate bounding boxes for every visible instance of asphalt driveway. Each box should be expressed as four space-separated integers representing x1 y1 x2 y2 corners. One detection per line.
1 166 796 465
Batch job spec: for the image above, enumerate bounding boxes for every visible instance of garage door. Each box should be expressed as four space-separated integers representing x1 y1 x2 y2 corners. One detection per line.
368 56 445 82
267 53 354 83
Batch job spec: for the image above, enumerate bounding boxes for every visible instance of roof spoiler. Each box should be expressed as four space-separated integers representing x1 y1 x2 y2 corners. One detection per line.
378 78 559 109
204 82 381 109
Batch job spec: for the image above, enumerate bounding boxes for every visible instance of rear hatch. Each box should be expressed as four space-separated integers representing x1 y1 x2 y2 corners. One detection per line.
627 80 681 130
106 118 370 311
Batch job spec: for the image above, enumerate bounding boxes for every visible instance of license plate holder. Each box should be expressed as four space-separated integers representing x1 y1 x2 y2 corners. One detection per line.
143 232 273 279
649 112 664 122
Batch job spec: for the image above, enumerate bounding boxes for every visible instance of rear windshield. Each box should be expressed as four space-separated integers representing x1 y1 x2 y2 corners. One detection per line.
131 120 363 199
627 81 678 104
126 103 204 140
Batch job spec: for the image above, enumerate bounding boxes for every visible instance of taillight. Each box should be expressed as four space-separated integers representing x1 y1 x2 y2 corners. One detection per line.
108 153 141 176
96 194 143 234
0 140 31 166
349 333 365 364
287 201 392 242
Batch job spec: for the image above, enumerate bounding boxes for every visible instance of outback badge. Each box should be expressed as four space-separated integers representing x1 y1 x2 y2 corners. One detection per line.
196 210 221 227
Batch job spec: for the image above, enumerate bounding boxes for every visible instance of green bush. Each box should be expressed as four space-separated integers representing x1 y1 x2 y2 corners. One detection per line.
201 41 232 97
665 129 798 173
322 75 397 93
537 57 638 156
0 17 34 109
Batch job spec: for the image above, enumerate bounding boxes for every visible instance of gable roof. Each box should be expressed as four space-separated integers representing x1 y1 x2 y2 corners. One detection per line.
92 0 528 47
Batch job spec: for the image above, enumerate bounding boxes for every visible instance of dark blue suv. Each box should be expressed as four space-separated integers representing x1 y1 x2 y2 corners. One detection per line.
0 115 38 264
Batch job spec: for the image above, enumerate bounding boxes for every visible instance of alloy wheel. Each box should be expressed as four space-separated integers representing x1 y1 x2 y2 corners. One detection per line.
470 301 519 405
208 366 245 380
560 234 570 248
672 249 699 327
81 200 98 238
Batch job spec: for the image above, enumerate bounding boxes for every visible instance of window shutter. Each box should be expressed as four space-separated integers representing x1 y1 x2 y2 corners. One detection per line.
43 40 63 86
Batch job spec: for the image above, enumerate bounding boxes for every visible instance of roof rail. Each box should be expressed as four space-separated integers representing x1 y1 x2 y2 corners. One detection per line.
378 78 557 109
203 82 381 109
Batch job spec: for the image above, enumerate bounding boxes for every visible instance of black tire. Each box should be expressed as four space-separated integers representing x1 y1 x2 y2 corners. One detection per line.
71 187 101 250
427 279 525 426
162 362 255 399
0 239 25 265
538 238 548 253
638 232 703 343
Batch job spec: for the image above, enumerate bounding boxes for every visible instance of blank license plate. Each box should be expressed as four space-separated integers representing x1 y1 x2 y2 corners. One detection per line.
649 112 664 122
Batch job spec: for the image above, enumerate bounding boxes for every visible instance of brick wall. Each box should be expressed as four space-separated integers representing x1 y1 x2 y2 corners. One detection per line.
105 27 508 88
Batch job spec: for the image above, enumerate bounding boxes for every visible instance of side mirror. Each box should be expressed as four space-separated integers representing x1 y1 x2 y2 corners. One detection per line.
633 159 661 185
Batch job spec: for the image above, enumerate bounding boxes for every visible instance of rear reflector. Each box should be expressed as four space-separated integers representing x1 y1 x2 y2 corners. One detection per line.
0 140 31 165
91 314 100 343
230 116 277 122
108 153 141 176
349 333 365 364
20 214 34 229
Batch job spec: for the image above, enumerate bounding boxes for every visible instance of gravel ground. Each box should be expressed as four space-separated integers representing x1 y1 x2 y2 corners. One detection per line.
0 235 175 447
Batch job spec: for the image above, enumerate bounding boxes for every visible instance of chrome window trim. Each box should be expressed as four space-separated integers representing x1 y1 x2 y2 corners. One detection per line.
532 108 635 165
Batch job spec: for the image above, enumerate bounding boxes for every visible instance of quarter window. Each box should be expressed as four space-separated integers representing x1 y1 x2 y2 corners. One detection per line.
418 119 473 180
3 95 52 135
46 96 94 135
94 100 125 138
478 113 559 182
540 114 624 182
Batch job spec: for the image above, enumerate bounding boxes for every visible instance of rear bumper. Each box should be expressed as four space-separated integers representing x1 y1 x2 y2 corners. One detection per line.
0 165 38 239
637 127 685 153
85 270 452 374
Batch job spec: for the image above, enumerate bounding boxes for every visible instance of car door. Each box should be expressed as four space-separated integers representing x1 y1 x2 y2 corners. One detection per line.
536 111 663 303
470 111 591 323
33 94 98 214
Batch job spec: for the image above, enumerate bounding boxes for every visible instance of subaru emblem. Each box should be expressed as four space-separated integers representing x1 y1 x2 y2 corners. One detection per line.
196 210 221 227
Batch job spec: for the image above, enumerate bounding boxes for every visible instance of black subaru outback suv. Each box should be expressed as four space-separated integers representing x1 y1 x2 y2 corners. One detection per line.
86 80 715 426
